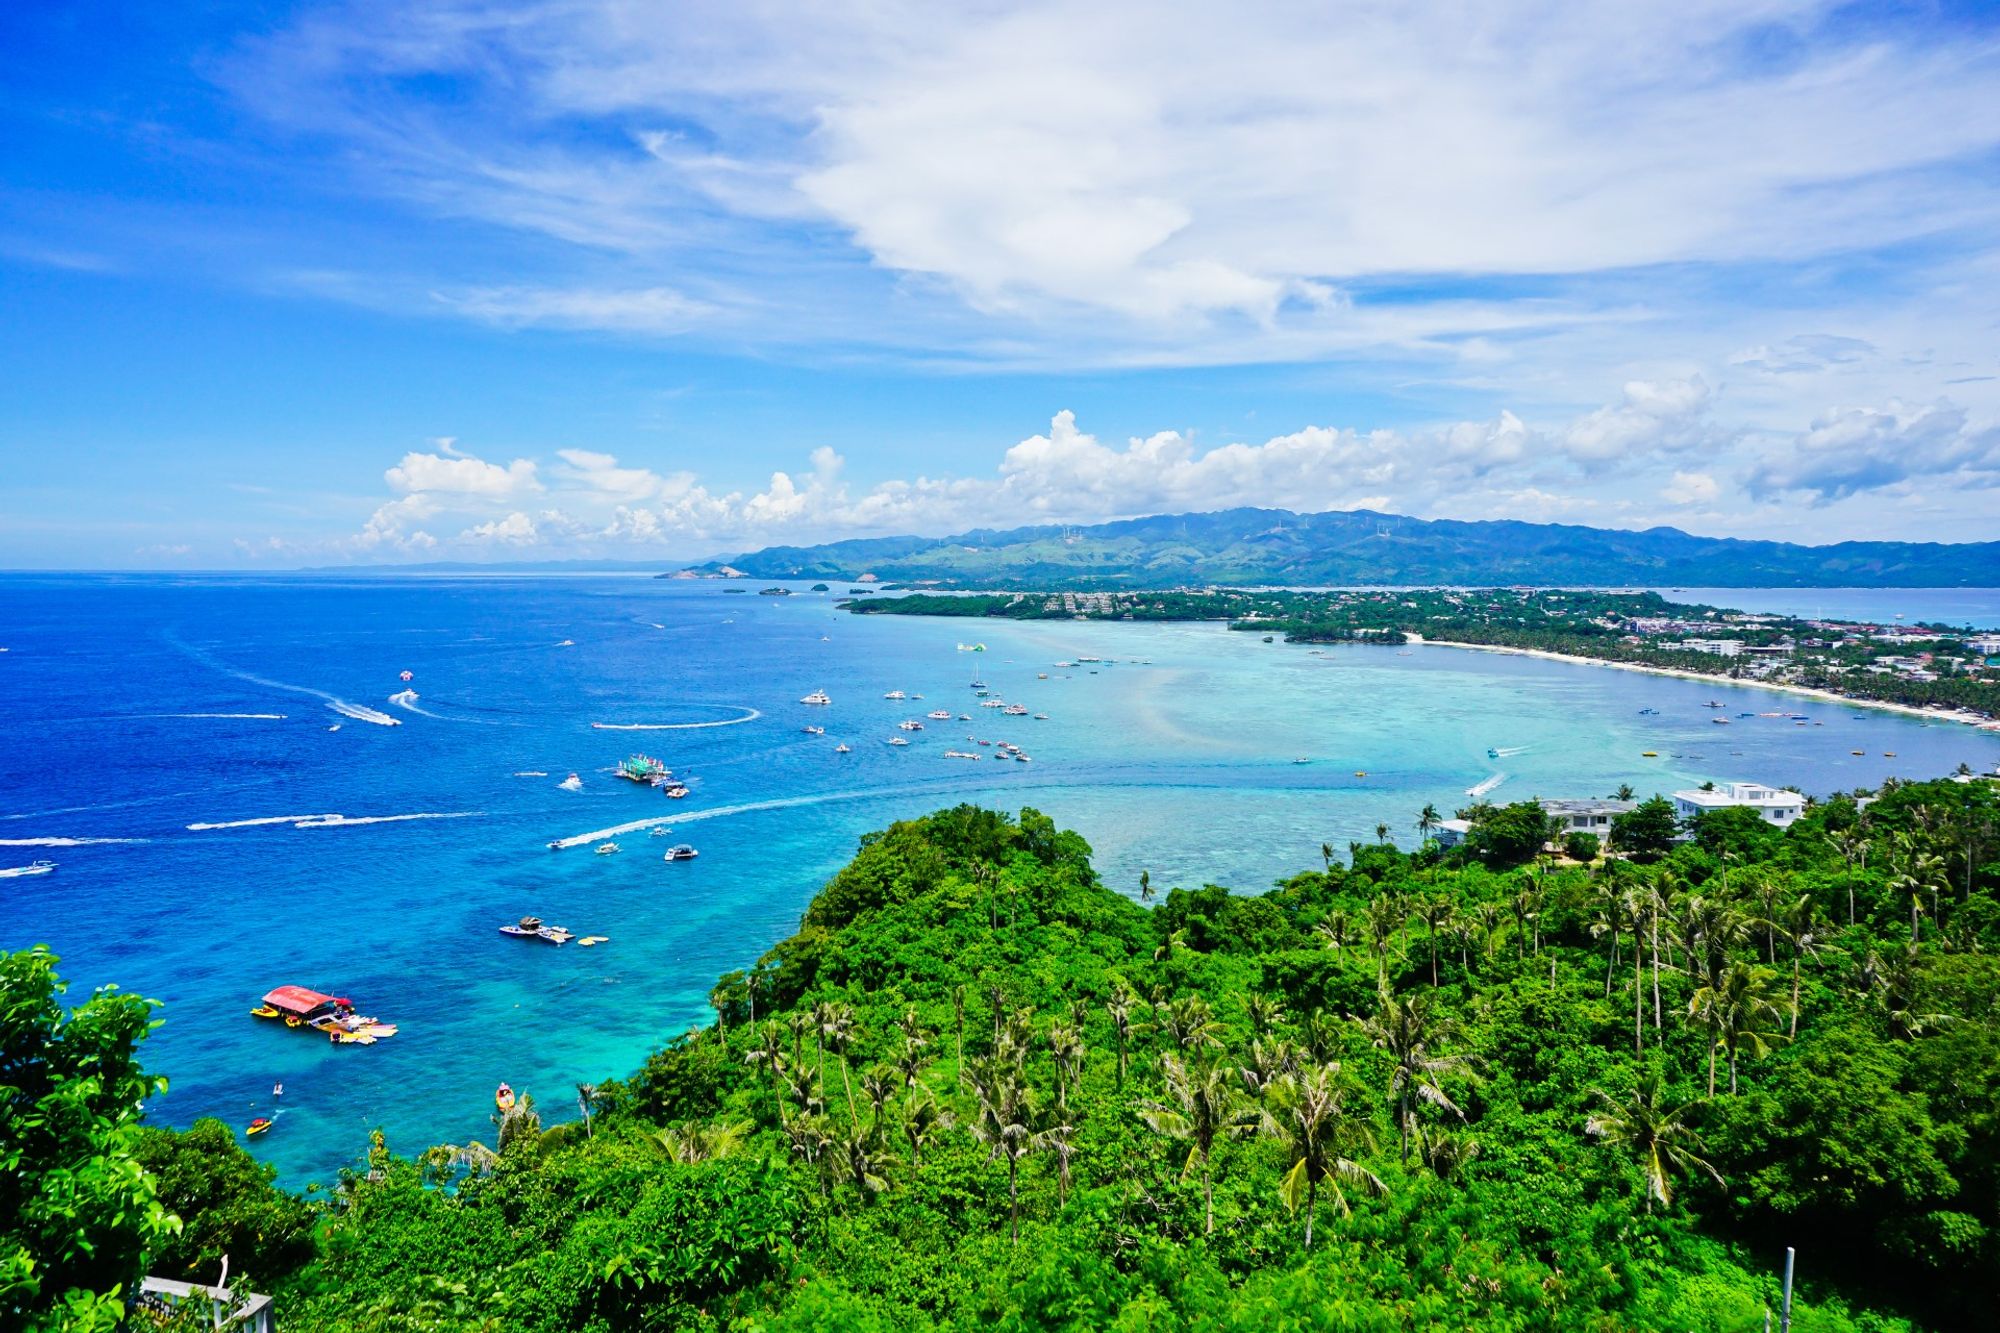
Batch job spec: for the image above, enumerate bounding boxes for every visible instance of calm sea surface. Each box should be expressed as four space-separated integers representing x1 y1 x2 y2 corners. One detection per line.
5 574 1999 1183
1659 587 2000 629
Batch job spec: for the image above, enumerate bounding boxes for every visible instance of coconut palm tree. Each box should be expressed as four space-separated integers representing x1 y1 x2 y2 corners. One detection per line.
1364 895 1403 981
1361 986 1477 1161
1242 991 1285 1037
1779 893 1841 1038
1048 1022 1086 1110
653 1118 750 1164
860 1066 899 1135
952 984 968 1088
1259 1062 1385 1249
1689 960 1789 1095
1321 843 1334 874
839 1126 896 1199
1583 1077 1721 1213
1160 994 1227 1054
1238 1036 1298 1095
575 1083 597 1138
1297 1007 1341 1065
901 1085 952 1172
1105 987 1142 1089
817 1002 861 1124
1138 1054 1258 1234
1416 803 1442 844
783 1112 836 1195
968 1056 1038 1243
1139 869 1154 903
1375 822 1391 845
785 1010 812 1071
1313 910 1351 952
1038 1121 1079 1210
1409 896 1457 986
744 1021 788 1090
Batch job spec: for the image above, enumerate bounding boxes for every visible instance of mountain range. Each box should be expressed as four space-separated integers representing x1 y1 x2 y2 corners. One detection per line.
685 508 2000 588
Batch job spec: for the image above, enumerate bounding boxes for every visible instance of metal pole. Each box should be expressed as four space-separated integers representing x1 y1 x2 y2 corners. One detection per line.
1780 1246 1795 1333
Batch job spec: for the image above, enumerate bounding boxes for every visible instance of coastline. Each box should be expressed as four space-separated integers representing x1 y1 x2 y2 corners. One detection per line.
1415 637 2000 732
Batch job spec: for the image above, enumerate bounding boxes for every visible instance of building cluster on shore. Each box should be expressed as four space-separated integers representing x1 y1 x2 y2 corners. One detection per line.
1434 780 1807 851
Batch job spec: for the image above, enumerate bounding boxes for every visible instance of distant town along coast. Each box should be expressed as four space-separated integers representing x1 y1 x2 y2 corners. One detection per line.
846 587 2000 729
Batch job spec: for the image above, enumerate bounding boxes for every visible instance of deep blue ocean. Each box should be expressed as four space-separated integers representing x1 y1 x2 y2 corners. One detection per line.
5 575 1998 1183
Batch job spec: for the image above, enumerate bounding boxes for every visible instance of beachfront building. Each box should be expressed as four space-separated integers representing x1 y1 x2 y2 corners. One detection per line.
1433 818 1474 848
1673 782 1805 828
1538 798 1636 836
1665 638 1745 656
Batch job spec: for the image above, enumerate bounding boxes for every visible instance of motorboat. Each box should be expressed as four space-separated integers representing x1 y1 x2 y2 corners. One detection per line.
887 737 911 746
899 720 924 731
247 1117 274 1137
1 859 56 878
595 842 620 855
884 690 906 700
663 844 699 861
1033 713 1049 720
650 826 671 837
559 773 583 791
1712 718 1731 725
801 725 825 735
800 689 832 705
663 784 690 799
927 709 952 719
944 750 982 759
958 713 972 721
1003 704 1029 716
500 915 545 938
536 924 575 945
834 742 851 753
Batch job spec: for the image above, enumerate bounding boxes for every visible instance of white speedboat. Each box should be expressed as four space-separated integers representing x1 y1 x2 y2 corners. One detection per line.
595 842 620 856
801 725 825 735
834 743 851 753
0 860 56 878
663 844 699 862
650 826 671 837
927 709 952 719
899 720 925 731
558 773 583 791
887 737 910 746
884 690 906 700
800 689 832 706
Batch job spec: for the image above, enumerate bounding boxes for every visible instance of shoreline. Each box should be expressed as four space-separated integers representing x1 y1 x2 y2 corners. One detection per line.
1414 637 2000 732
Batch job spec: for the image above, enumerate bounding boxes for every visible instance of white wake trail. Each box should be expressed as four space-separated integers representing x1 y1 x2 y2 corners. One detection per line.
1466 773 1507 799
0 836 145 846
187 811 479 832
547 781 989 849
162 631 400 726
590 707 760 731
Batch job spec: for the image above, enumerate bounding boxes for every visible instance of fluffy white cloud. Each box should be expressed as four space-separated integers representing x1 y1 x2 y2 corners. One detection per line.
1662 471 1721 506
1749 401 2000 503
1561 378 1716 467
556 449 675 503
385 449 541 499
228 1 2000 346
462 511 540 545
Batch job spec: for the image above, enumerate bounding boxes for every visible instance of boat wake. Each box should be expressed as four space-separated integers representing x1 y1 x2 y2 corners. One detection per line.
162 630 401 726
547 781 993 849
0 836 145 846
591 707 761 731
1466 773 1507 799
187 811 479 832
1490 745 1532 758
162 712 287 720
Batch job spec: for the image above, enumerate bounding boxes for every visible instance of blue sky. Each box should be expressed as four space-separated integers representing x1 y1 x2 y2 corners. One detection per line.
3 1 1999 567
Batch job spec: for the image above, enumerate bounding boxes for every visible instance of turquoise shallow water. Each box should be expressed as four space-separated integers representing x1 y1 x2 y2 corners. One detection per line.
4 574 1998 1183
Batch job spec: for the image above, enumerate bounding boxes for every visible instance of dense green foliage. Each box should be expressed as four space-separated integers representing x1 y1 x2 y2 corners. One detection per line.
688 505 2000 588
18 775 2000 1328
1 945 179 1333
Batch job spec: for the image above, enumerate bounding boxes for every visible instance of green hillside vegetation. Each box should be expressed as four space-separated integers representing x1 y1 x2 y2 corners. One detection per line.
9 779 2000 1330
685 507 2000 589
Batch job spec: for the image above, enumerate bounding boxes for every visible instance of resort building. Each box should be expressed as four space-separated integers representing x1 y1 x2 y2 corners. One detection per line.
1537 798 1636 836
1432 819 1474 848
1665 638 1745 656
1672 782 1805 828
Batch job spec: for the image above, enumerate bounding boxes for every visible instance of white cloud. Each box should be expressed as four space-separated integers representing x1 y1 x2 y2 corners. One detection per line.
1662 471 1721 506
225 0 2000 351
1731 334 1877 376
1748 400 2000 503
385 449 540 499
462 511 540 545
1561 377 1717 467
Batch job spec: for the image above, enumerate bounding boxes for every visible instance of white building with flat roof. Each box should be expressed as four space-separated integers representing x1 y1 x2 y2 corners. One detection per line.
1673 782 1805 828
1538 798 1636 835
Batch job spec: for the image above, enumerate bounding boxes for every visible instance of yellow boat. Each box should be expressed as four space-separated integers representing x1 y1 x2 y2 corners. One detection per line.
246 1117 274 1137
1642 751 1658 757
250 1005 280 1019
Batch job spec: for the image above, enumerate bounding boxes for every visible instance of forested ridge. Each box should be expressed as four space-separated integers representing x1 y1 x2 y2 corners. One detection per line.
9 778 2000 1330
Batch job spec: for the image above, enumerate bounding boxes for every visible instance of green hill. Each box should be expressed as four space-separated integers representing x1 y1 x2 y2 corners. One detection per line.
687 508 2000 588
33 778 2000 1330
